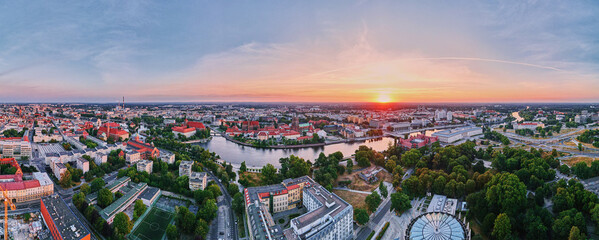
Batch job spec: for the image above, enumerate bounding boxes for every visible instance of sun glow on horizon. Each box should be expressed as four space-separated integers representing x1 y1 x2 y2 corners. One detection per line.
375 93 393 103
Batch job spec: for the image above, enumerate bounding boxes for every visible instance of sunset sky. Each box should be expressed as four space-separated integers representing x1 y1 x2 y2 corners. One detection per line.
0 1 598 103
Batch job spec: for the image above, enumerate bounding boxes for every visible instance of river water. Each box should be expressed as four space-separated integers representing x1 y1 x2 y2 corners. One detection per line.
512 111 524 122
194 130 438 168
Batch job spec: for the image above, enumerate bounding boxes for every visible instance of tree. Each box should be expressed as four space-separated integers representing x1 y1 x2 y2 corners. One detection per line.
379 182 388 198
195 219 209 238
260 164 279 185
207 184 222 198
113 212 132 237
485 173 527 217
354 208 369 225
239 161 247 173
97 188 114 208
59 171 72 188
432 176 447 194
390 192 411 214
194 189 214 205
198 199 218 222
80 183 90 195
553 187 575 213
365 191 382 212
356 156 370 167
400 149 421 167
133 200 147 220
166 224 178 240
91 178 105 192
492 213 512 240
385 159 396 173
346 159 353 174
176 207 196 234
568 226 585 240
232 192 245 215
560 165 571 175
227 183 240 196
279 155 310 179
72 192 86 211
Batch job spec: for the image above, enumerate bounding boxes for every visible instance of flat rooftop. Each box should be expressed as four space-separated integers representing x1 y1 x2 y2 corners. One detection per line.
291 183 349 232
433 126 481 137
42 195 90 240
100 182 147 220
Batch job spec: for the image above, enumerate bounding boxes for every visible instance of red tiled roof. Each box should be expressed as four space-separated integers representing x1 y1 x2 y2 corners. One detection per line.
187 121 206 129
297 136 312 141
258 192 270 199
172 126 196 133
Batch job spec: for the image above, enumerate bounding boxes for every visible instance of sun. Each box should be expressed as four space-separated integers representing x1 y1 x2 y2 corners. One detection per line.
375 94 392 103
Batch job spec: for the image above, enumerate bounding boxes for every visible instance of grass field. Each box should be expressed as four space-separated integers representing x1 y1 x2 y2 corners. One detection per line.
563 156 598 167
129 207 174 240
333 189 368 210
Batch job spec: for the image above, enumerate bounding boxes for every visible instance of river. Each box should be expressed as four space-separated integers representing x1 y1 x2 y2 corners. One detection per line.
512 111 524 122
194 130 438 168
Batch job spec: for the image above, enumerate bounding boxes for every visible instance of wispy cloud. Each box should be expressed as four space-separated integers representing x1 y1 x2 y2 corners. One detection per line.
0 1 598 102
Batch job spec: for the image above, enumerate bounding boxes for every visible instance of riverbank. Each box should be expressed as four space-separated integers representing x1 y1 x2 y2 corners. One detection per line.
182 136 212 144
194 135 395 168
220 132 387 149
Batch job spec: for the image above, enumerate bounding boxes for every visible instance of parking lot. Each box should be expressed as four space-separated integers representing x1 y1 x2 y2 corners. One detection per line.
154 196 190 213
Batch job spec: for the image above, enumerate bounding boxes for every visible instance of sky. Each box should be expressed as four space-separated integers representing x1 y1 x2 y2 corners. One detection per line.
0 1 598 103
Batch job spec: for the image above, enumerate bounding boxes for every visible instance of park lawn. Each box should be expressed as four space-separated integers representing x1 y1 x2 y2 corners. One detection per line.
563 156 598 167
129 207 174 240
333 189 368 210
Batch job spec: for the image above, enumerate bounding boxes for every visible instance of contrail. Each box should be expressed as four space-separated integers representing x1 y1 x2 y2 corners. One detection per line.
306 56 570 78
416 57 567 72
0 60 49 78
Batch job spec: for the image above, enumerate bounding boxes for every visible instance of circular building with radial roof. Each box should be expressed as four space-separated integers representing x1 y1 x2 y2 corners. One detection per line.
405 212 469 240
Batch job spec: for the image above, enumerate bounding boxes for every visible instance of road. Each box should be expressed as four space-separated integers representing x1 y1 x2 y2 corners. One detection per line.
207 171 238 240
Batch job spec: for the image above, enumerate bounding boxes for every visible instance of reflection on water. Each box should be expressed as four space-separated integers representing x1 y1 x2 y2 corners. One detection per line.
512 111 524 122
195 129 439 168
194 136 395 168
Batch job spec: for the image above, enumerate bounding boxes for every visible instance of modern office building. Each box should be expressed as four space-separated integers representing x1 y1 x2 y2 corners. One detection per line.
41 195 91 240
0 136 31 160
406 194 470 240
513 122 545 130
405 212 469 240
432 126 482 143
245 176 353 240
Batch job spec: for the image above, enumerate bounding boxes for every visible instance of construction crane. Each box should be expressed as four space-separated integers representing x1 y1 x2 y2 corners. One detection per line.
0 186 15 240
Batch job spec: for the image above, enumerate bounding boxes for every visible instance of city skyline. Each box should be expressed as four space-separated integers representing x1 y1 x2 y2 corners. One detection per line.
1 1 599 103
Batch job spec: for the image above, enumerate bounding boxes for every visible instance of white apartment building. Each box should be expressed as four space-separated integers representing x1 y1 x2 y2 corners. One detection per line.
137 160 153 174
513 122 545 130
126 150 141 164
77 157 89 173
179 161 193 177
189 172 207 191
